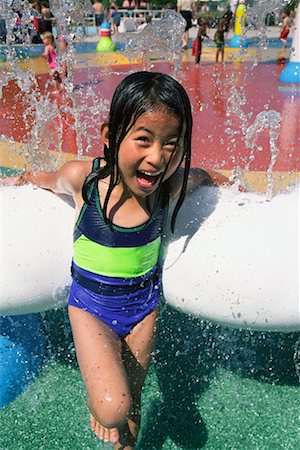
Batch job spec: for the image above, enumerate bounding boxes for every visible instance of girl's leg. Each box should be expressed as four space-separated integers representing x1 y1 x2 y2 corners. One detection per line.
68 306 132 444
120 307 159 448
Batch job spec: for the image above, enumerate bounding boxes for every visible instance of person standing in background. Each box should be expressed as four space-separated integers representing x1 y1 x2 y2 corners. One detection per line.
31 0 43 43
193 16 209 65
177 0 193 50
41 2 53 34
279 9 291 49
92 0 105 35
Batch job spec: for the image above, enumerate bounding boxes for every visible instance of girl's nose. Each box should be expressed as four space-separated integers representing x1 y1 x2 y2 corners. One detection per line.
146 143 164 167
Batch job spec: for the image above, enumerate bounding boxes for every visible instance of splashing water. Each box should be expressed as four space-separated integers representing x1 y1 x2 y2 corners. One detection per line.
223 67 284 200
246 0 290 60
245 110 282 200
49 0 92 39
0 2 186 170
0 0 37 97
115 11 185 74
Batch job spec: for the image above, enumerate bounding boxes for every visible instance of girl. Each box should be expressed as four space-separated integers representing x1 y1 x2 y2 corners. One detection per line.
41 31 62 93
4 72 229 449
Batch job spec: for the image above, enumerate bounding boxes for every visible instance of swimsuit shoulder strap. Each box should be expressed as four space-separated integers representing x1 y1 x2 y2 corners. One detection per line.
84 157 103 203
92 156 102 171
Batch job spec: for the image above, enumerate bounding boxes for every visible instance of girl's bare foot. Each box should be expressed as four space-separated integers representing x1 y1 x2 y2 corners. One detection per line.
90 414 119 444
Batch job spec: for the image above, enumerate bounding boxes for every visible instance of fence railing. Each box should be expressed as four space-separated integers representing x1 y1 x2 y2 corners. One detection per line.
83 9 166 27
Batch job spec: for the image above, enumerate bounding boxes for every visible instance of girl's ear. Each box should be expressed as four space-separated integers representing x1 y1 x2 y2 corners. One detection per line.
100 122 109 147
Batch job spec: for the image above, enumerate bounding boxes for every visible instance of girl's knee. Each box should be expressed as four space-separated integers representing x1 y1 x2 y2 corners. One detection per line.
89 393 132 428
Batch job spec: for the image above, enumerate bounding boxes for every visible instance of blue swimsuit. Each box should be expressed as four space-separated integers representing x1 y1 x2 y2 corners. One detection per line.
68 158 167 338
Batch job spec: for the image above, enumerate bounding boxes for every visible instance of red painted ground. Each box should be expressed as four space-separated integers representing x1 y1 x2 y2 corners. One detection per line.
1 61 299 172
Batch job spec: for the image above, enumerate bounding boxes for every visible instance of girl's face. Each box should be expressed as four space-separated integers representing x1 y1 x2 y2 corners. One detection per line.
115 108 185 198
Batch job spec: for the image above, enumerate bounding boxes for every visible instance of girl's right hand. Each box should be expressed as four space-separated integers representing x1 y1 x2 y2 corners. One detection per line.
0 171 32 186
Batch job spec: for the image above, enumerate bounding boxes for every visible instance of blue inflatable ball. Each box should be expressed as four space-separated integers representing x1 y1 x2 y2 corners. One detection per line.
229 35 248 48
279 62 300 84
0 314 45 409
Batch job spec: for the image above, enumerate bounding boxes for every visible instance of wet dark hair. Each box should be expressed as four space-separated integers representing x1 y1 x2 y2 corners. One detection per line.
82 71 193 232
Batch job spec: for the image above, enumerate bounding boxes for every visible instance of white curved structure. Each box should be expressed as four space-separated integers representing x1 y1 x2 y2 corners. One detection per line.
1 186 73 315
163 185 300 332
1 184 299 331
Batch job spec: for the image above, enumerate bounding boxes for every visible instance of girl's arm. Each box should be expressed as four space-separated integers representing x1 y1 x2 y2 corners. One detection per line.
0 160 92 197
169 167 232 202
187 168 231 191
42 44 49 57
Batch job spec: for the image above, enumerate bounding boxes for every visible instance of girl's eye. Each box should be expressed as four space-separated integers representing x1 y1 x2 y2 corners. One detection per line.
164 141 177 150
136 136 150 144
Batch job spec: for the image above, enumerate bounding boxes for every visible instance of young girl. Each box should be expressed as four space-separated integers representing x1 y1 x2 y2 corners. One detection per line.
41 31 62 93
3 72 229 449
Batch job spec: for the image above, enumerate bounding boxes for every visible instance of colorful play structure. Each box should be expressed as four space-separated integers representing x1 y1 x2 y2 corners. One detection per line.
96 21 116 53
230 0 249 48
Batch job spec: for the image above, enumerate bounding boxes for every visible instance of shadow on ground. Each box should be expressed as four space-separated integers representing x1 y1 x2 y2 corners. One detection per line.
138 303 300 449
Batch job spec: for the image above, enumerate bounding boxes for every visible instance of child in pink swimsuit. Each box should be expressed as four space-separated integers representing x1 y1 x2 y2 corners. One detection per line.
42 32 62 93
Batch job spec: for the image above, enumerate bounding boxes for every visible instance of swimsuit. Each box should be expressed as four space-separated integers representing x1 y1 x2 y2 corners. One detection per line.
47 47 57 69
95 13 105 27
68 158 167 338
280 27 290 40
214 30 225 48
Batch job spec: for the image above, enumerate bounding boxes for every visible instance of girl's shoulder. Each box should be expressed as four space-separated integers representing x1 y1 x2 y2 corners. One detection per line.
58 159 93 193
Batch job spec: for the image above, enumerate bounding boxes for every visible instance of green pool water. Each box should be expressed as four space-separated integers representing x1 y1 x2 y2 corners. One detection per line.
1 305 299 450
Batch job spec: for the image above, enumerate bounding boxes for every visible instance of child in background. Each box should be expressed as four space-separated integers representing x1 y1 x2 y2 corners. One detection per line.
57 36 68 85
279 10 291 49
193 17 209 65
3 72 230 449
110 6 121 34
214 18 227 64
41 31 61 93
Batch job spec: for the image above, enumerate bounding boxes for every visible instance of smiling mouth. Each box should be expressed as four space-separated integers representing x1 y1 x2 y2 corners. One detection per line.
136 170 163 188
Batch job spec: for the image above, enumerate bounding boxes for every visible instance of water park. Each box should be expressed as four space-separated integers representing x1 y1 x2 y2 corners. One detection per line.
0 0 299 449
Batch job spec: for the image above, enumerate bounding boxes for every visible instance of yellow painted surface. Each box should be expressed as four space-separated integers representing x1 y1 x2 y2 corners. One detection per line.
0 52 142 74
0 140 81 172
220 170 299 194
1 139 298 194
